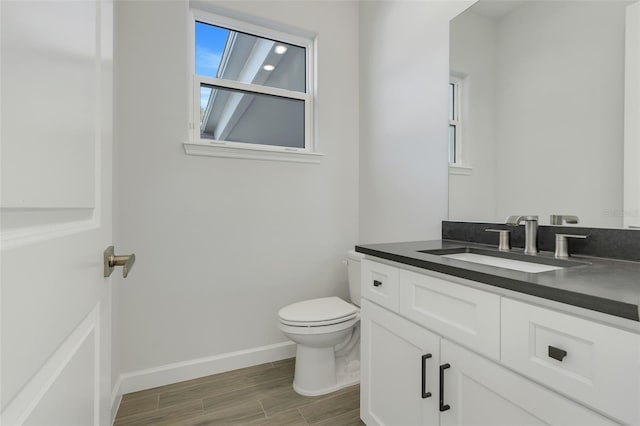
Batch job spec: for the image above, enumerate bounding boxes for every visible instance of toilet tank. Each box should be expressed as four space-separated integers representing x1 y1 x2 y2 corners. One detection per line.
346 250 365 307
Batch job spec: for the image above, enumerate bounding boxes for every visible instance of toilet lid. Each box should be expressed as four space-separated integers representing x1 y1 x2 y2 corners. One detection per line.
278 297 358 324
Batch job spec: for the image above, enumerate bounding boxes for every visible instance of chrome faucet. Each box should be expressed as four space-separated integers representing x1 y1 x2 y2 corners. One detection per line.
506 215 539 255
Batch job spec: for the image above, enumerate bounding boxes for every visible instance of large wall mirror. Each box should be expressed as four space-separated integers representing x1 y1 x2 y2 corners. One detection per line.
449 0 640 229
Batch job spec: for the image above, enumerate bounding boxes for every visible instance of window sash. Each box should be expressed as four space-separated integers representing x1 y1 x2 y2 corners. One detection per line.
194 76 312 152
449 124 457 164
192 10 312 58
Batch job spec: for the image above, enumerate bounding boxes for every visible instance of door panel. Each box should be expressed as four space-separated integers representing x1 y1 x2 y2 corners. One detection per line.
1 0 113 424
23 322 97 426
1 0 97 209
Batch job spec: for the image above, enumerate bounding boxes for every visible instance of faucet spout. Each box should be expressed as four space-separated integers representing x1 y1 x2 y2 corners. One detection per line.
505 215 539 255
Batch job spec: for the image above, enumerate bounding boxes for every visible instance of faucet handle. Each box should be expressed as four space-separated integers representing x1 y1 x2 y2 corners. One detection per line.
506 215 538 224
554 234 588 259
550 215 579 225
485 229 511 251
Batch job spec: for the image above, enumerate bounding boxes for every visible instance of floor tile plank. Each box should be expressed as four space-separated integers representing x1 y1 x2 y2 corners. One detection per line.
298 386 360 425
245 409 308 426
125 362 275 402
259 388 329 417
115 394 159 420
159 363 293 409
114 400 203 426
311 408 365 426
176 400 265 426
202 376 292 412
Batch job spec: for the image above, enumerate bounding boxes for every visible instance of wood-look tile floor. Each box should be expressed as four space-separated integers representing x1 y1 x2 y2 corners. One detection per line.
114 358 364 426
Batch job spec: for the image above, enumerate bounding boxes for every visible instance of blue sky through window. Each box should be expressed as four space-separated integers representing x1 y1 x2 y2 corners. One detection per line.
196 21 228 112
195 21 228 76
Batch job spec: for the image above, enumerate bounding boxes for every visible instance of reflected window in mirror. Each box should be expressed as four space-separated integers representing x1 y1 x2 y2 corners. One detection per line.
448 78 461 164
449 75 471 176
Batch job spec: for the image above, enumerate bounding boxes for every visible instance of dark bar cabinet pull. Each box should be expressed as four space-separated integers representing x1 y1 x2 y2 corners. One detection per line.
373 280 382 287
421 354 432 398
548 345 568 362
439 363 451 412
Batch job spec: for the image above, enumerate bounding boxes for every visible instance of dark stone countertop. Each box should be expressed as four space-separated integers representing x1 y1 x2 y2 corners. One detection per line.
355 240 640 324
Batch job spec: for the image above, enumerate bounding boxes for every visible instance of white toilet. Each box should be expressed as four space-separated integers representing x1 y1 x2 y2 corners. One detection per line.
278 250 364 396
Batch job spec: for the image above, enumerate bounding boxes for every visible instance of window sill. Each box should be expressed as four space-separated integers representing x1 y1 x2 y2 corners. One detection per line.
183 141 324 164
449 165 473 175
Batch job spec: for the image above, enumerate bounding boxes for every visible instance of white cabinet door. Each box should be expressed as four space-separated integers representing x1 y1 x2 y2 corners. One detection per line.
361 300 440 426
440 340 620 426
1 1 114 425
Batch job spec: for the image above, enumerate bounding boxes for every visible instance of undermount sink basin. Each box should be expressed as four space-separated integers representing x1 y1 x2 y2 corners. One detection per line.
441 252 562 273
419 247 583 273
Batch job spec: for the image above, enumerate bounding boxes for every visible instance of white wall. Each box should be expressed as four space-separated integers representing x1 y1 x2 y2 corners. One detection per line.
114 0 359 385
449 10 498 222
449 2 627 227
358 1 473 243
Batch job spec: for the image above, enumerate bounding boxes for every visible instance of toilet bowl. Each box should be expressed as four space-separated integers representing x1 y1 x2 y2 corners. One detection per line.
277 250 364 396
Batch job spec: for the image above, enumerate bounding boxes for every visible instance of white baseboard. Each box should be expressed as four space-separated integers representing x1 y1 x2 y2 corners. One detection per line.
110 341 296 418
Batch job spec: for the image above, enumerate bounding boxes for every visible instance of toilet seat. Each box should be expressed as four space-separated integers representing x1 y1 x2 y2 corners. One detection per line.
278 297 359 327
279 316 359 336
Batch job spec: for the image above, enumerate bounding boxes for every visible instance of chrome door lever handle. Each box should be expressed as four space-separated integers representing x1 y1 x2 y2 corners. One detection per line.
104 246 136 278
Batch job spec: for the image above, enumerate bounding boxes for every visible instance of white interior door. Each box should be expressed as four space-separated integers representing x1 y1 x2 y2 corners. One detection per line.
1 0 114 424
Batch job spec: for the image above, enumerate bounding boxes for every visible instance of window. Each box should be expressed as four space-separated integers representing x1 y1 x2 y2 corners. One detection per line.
448 76 471 175
185 11 320 163
449 78 461 165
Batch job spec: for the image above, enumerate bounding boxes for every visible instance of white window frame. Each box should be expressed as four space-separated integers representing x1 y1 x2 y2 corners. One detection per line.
184 9 322 163
449 75 472 175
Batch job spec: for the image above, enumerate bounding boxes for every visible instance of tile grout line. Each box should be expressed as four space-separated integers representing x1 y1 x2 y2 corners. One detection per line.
258 399 267 418
297 407 310 425
198 398 205 421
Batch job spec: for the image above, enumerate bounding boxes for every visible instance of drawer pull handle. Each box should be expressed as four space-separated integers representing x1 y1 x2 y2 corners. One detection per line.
421 354 432 399
439 363 451 412
373 280 382 287
548 345 567 362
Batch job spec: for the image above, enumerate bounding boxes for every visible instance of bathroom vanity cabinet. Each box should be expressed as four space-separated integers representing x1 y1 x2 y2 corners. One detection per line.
360 258 639 426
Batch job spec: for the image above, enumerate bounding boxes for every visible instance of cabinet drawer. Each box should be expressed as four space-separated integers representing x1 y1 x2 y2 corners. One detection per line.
441 339 619 426
361 260 399 312
502 298 640 425
399 269 500 360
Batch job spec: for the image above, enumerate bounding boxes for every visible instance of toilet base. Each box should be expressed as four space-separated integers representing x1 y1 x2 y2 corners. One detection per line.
292 346 360 396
